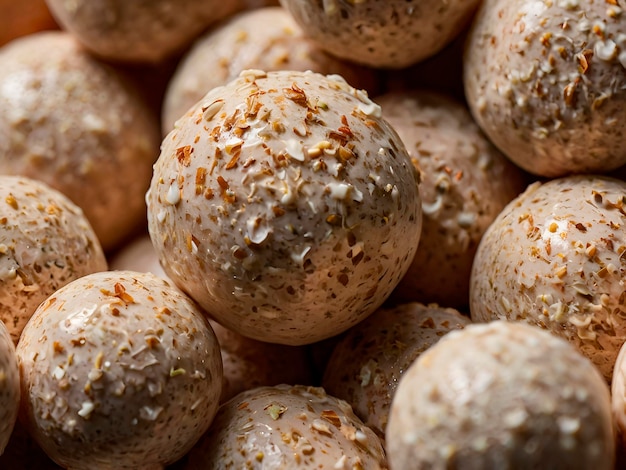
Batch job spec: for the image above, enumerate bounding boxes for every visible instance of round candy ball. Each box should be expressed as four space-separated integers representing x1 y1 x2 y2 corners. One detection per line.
162 6 378 132
0 320 19 454
17 270 223 469
470 175 626 381
0 32 160 251
279 0 479 69
147 69 422 345
44 0 239 63
323 302 471 436
465 0 626 177
378 91 526 308
0 175 106 344
387 321 615 469
184 384 387 469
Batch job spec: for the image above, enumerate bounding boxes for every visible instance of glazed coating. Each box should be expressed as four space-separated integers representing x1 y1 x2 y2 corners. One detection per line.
148 69 422 345
465 0 626 177
0 320 19 455
378 91 526 308
44 0 239 63
0 176 106 344
470 176 626 381
162 7 377 133
0 32 160 251
323 303 471 436
184 384 388 469
279 0 479 68
387 322 615 469
17 270 223 469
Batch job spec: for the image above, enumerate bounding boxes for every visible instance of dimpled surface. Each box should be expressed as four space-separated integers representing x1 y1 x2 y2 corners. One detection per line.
323 303 471 437
44 0 239 63
378 91 526 308
147 70 422 345
387 322 615 469
184 384 388 469
0 320 19 454
163 7 377 132
465 0 626 177
17 270 223 469
470 175 626 381
0 32 160 251
279 0 479 69
0 176 106 345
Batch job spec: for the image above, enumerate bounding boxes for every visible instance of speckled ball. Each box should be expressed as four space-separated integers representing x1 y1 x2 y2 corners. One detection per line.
147 69 422 345
0 320 19 455
17 270 223 469
323 302 471 437
465 0 626 177
162 6 378 132
470 175 626 381
0 175 106 345
378 91 526 308
387 321 615 469
44 0 239 63
279 0 479 69
184 384 388 469
0 32 160 251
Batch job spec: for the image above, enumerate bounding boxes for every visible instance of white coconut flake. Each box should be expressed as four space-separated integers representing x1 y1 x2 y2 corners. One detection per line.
165 182 180 205
78 401 95 419
284 139 304 161
595 39 617 61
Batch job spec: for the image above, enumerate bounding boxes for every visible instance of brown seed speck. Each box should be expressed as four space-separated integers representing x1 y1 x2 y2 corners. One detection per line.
176 146 193 166
5 194 17 210
53 341 64 354
321 410 342 427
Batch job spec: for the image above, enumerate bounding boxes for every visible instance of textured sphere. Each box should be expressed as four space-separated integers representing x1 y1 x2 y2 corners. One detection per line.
44 0 239 63
0 175 106 344
279 0 479 68
470 176 626 381
0 32 160 250
0 320 19 455
147 69 422 345
387 322 615 469
378 91 526 308
323 302 471 436
184 384 387 469
17 271 223 469
465 0 626 176
162 6 377 132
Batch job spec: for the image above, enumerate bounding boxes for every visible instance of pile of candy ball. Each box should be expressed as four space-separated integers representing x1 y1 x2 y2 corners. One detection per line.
0 0 625 468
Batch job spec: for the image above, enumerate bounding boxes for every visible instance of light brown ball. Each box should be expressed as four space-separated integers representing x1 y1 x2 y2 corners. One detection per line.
148 70 422 345
378 91 526 308
184 384 388 469
323 302 471 436
44 0 240 63
465 0 626 177
279 0 479 68
387 322 615 469
0 32 160 251
471 175 626 381
17 270 223 469
0 176 106 344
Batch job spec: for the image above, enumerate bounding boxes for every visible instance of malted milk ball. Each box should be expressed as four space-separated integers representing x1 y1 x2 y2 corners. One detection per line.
44 0 240 63
184 384 387 469
387 322 615 469
0 32 160 251
17 271 223 469
465 0 626 176
279 0 480 68
378 91 526 308
0 320 19 455
162 6 378 132
0 175 106 344
147 69 422 345
323 302 471 436
471 175 626 381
